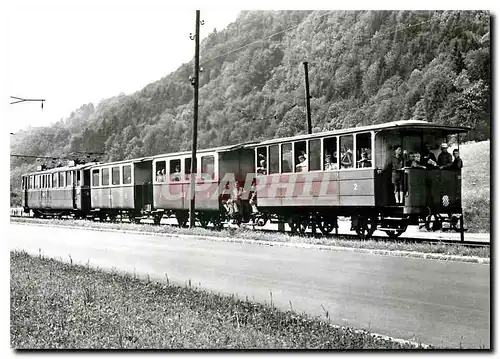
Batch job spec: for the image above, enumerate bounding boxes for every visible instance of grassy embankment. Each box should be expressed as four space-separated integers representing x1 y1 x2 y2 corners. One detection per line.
460 140 490 233
10 251 430 349
11 217 490 259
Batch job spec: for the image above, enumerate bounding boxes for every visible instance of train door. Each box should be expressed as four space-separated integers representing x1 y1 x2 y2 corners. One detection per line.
82 169 91 212
72 170 77 209
133 160 153 212
22 176 28 208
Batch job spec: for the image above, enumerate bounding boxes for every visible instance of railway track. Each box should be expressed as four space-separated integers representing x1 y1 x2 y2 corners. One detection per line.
10 213 489 248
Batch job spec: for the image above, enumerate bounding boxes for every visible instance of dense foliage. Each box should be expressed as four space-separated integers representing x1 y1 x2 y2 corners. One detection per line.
10 10 490 202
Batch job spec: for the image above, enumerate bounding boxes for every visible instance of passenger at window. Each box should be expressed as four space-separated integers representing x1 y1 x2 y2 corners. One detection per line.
422 143 438 168
172 166 181 181
324 154 337 171
410 153 426 169
161 169 166 182
296 155 308 172
157 170 162 182
391 145 404 204
437 143 453 167
340 147 353 168
357 151 371 168
257 159 267 175
440 149 463 170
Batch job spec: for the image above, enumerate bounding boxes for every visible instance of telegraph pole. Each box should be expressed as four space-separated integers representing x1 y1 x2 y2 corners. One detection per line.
189 10 202 228
303 61 312 134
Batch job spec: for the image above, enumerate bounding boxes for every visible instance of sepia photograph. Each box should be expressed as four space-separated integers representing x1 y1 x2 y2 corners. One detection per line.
7 0 491 351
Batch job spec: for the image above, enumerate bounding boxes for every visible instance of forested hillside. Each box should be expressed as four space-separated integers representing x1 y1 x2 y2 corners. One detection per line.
10 10 490 204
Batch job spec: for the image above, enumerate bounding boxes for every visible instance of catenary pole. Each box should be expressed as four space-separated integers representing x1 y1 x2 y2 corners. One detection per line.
303 61 312 134
189 10 201 228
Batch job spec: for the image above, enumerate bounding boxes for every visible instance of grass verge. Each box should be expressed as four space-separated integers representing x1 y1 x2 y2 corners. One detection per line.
460 140 490 233
11 217 490 259
11 250 431 349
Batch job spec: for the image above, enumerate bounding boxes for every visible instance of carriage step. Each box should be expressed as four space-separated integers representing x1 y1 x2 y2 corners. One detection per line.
377 227 403 231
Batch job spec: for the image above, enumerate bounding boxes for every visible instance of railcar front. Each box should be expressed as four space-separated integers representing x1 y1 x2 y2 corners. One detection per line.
21 162 94 218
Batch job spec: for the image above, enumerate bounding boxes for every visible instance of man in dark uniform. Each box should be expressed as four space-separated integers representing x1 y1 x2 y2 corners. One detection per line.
441 149 463 170
437 143 453 167
422 143 438 168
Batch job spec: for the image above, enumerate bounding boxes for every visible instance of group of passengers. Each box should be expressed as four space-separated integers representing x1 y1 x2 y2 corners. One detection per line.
156 165 182 182
390 142 463 204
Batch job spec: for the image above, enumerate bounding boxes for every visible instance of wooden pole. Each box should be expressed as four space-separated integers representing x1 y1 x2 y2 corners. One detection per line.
189 10 201 228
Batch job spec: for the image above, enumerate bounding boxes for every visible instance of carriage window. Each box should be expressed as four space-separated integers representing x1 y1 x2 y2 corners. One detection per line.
201 155 215 180
59 172 65 187
339 135 354 169
170 159 181 181
72 171 77 186
281 143 292 173
112 166 120 185
269 145 279 174
309 139 321 171
31 176 34 189
92 169 100 187
122 165 132 184
52 173 57 188
155 161 166 182
77 171 81 186
256 147 267 175
294 141 307 173
324 137 338 170
184 158 192 180
66 171 71 187
41 175 45 188
356 132 372 168
102 168 109 186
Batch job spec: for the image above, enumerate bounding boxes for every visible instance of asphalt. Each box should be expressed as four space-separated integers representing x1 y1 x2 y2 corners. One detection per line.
9 223 490 349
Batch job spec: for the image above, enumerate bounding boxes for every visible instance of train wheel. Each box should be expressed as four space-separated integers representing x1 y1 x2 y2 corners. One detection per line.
451 215 463 232
289 215 308 235
354 216 376 240
108 214 118 223
317 215 336 235
198 215 210 228
153 213 162 226
175 212 188 228
424 214 442 231
128 212 141 224
211 214 224 230
384 230 404 239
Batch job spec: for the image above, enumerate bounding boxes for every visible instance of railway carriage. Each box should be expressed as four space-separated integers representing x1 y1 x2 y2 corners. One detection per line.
21 162 94 218
89 157 153 222
248 120 469 238
151 144 254 227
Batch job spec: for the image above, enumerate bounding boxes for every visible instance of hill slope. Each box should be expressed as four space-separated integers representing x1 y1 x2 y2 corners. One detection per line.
10 10 491 226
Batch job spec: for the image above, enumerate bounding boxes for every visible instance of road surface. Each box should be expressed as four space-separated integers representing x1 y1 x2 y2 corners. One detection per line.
9 223 490 348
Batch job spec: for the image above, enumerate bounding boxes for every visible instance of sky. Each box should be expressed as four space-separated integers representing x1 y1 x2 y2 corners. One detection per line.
5 0 241 133
4 0 496 134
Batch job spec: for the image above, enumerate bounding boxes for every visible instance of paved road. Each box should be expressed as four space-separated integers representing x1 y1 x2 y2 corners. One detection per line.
9 223 490 348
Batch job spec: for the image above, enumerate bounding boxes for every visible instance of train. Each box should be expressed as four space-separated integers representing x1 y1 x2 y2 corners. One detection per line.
20 120 469 240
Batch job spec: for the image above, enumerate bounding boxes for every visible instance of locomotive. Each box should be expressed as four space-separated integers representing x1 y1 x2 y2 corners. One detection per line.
20 120 469 240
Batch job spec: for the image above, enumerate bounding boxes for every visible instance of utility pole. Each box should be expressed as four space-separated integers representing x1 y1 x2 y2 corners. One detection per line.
10 96 46 109
189 10 202 228
303 61 312 134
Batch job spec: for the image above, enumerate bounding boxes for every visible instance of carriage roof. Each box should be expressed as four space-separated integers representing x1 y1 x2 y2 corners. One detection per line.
246 120 471 147
24 162 98 177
